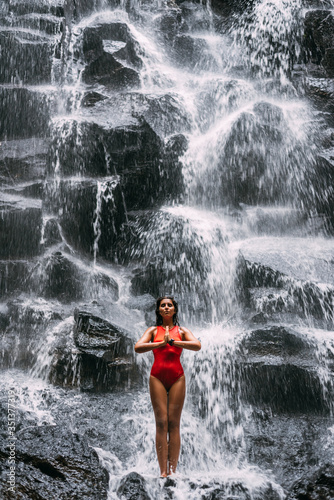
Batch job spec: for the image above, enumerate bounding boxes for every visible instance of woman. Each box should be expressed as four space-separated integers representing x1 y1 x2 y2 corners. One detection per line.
134 296 201 477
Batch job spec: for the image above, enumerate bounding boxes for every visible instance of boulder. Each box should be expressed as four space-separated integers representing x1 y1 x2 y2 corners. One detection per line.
245 413 334 490
82 52 140 89
1 298 64 369
82 22 143 69
117 472 151 500
50 310 135 391
40 217 62 248
179 1 213 31
238 326 333 414
119 209 211 297
0 423 109 500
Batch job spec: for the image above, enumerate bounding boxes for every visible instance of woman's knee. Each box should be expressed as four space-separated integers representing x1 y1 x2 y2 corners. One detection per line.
156 416 168 433
168 417 180 432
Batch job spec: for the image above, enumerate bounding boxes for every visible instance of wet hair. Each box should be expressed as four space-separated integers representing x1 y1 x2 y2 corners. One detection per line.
155 296 179 326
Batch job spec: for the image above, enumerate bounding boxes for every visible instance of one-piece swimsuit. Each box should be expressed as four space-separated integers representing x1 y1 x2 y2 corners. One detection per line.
150 325 184 391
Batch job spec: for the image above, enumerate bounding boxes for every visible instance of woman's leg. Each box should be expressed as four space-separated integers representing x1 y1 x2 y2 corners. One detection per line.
167 375 186 475
149 376 168 476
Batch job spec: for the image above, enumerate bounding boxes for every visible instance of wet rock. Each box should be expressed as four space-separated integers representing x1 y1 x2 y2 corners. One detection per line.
44 178 127 259
41 217 62 247
0 424 109 500
50 309 135 391
304 10 334 67
82 52 140 89
117 472 150 500
1 298 65 369
3 0 65 17
241 326 310 358
6 298 64 333
33 252 84 302
0 28 54 84
158 9 186 42
120 210 211 296
82 22 143 69
8 12 63 35
48 118 163 181
141 95 192 137
0 261 31 298
210 0 256 16
245 413 334 490
236 234 334 322
239 326 333 414
125 293 155 311
287 463 334 500
0 138 48 185
188 477 281 500
0 204 42 259
0 87 51 140
217 107 286 207
80 90 108 107
82 26 104 62
173 34 209 68
31 252 119 302
179 1 213 31
73 309 130 355
162 134 187 201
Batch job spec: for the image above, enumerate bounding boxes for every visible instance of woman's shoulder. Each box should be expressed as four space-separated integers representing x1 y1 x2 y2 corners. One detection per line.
146 326 158 337
178 326 192 338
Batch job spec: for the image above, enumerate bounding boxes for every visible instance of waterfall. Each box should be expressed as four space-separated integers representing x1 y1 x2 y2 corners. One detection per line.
1 0 334 498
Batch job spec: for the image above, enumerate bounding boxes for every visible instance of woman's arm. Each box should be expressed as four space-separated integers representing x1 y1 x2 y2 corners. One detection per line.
173 327 201 351
134 326 167 353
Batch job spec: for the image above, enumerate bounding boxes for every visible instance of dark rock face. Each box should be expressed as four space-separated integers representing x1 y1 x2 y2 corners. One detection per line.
47 119 163 191
50 309 135 391
0 139 48 184
0 206 42 259
0 30 54 84
0 87 51 140
304 10 334 70
82 52 140 89
0 422 109 500
117 472 151 500
1 1 334 499
287 463 334 500
0 261 31 299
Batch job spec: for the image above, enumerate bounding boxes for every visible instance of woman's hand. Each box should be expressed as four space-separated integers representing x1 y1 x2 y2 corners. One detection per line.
163 326 170 346
134 327 168 353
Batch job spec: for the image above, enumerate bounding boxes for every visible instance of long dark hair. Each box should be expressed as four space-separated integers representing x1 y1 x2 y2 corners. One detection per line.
155 296 179 326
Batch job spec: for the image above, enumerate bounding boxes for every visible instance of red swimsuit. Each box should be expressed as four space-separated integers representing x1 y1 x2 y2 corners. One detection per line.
150 326 184 391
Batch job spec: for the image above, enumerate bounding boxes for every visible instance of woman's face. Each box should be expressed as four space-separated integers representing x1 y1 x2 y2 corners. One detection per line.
159 298 175 320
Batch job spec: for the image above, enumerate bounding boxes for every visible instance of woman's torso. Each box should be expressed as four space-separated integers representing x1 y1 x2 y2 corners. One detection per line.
150 326 184 390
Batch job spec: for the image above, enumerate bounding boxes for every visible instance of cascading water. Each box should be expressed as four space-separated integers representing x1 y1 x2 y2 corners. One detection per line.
1 0 334 498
